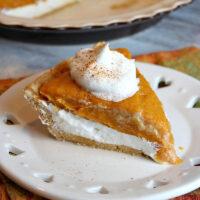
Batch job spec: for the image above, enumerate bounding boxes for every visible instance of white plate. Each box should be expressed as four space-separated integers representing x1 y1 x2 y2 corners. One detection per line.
0 0 192 28
0 62 200 200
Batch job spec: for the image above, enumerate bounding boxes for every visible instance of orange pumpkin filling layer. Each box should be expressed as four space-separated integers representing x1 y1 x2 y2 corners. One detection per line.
0 0 42 9
39 49 181 165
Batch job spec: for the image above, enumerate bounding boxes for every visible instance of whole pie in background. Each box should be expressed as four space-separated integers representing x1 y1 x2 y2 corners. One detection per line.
0 0 192 28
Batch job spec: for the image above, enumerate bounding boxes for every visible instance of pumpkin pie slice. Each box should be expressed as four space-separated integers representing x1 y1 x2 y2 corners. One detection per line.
0 0 78 18
24 45 181 165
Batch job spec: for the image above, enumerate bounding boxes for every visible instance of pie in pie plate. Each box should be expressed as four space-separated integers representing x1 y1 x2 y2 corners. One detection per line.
0 0 192 28
24 42 181 165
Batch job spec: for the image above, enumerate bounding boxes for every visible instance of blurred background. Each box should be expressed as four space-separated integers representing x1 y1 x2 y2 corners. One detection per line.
0 0 199 79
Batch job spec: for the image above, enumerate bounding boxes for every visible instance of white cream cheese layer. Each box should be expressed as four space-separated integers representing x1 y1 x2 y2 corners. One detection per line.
2 0 77 18
39 101 159 159
70 43 139 102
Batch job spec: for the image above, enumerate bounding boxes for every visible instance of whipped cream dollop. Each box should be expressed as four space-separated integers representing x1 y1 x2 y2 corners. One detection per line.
70 43 139 102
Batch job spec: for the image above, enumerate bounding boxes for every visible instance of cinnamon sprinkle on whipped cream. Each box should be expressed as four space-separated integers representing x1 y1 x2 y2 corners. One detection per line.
70 43 139 102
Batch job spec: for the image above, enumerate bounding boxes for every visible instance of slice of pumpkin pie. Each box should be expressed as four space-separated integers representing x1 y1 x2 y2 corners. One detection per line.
0 0 78 18
24 42 181 164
